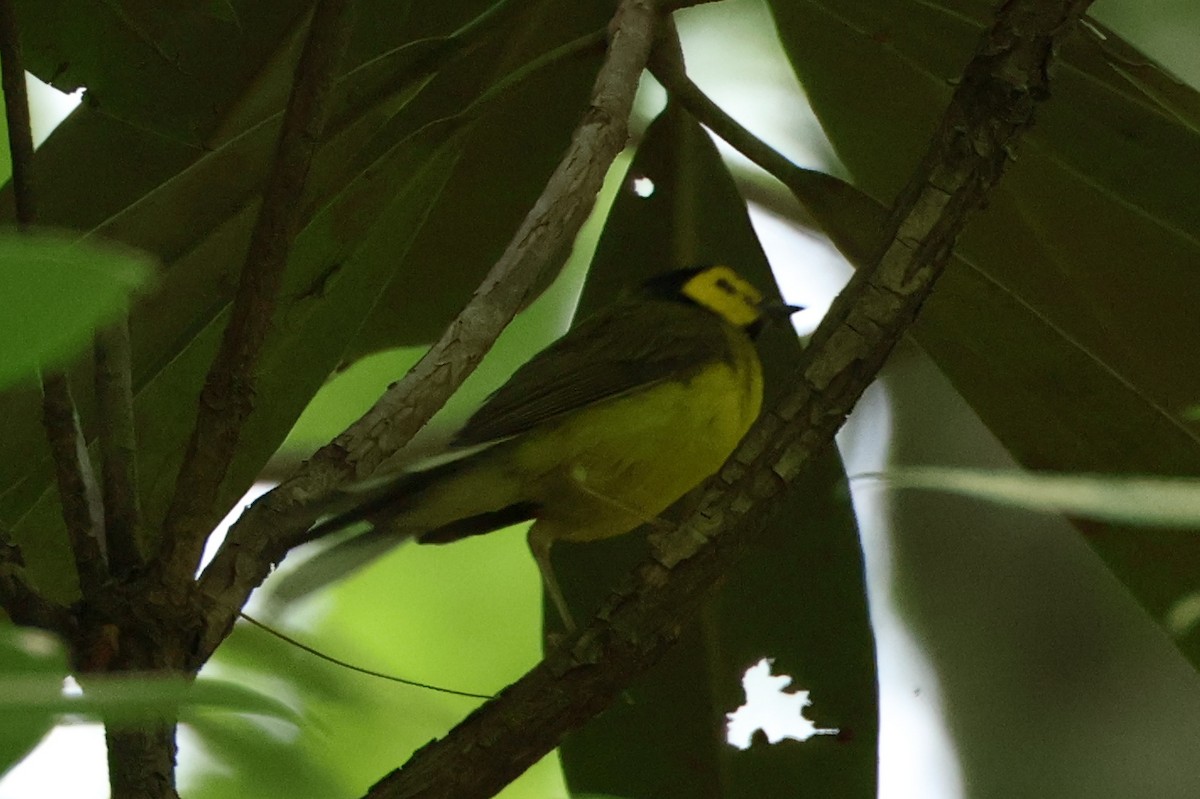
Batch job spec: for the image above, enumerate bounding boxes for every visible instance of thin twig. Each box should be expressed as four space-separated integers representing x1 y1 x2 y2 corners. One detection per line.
94 319 143 576
0 0 32 217
0 525 74 634
192 0 662 665
364 2 1094 796
238 613 493 699
0 0 108 598
158 0 357 582
649 23 883 268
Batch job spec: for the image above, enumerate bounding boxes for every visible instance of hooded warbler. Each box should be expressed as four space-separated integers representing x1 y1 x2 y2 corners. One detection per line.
276 265 800 628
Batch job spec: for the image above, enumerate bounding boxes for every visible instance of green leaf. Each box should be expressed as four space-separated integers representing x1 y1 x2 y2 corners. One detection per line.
0 623 298 787
261 529 568 798
0 674 298 725
185 618 370 798
0 1 605 601
0 233 153 388
12 0 535 147
554 104 877 799
0 0 536 534
185 713 347 799
884 468 1200 527
0 622 293 785
767 0 1200 663
9 113 468 601
0 626 67 779
14 0 312 142
342 8 609 357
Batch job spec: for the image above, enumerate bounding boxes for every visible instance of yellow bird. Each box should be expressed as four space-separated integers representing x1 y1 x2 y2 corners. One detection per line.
276 265 800 628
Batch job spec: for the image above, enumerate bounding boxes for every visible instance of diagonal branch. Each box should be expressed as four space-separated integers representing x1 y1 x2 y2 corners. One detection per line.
158 0 357 582
362 1 1094 797
94 319 143 577
191 0 663 665
0 0 108 598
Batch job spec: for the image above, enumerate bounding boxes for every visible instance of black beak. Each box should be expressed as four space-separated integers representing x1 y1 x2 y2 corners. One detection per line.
760 298 804 318
748 298 803 340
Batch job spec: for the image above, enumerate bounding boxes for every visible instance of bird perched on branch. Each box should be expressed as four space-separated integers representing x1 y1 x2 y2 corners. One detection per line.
274 265 800 629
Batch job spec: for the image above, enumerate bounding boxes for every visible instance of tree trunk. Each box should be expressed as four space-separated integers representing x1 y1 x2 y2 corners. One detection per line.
106 722 179 799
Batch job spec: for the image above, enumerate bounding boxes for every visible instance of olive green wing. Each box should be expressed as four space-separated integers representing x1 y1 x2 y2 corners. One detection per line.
454 298 731 446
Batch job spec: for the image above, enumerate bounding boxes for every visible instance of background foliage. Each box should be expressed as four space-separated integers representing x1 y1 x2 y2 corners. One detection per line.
1 0 1198 797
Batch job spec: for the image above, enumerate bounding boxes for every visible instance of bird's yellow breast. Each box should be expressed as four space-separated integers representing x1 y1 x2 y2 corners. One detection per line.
514 324 763 543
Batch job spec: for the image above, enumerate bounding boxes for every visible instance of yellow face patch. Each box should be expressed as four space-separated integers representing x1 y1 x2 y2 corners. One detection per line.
680 265 765 328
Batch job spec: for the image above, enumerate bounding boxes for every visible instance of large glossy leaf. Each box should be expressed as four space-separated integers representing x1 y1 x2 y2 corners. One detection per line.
10 114 466 600
767 1 1200 659
0 0 535 523
879 340 1200 799
342 4 614 357
0 1 607 600
15 0 312 144
555 105 877 799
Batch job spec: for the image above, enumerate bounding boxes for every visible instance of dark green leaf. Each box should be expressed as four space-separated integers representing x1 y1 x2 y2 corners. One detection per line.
0 1 605 601
15 0 311 143
9 115 467 601
767 0 1200 663
555 104 877 799
343 7 609 356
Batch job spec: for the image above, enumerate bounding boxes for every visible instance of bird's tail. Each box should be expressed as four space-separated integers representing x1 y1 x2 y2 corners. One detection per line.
269 526 412 604
268 458 470 605
269 444 532 604
294 457 465 547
